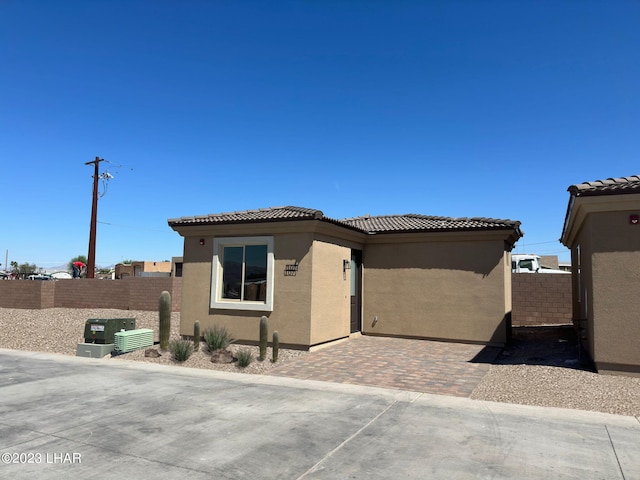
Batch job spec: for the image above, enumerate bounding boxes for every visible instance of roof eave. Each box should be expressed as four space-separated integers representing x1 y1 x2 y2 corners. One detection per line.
168 215 368 234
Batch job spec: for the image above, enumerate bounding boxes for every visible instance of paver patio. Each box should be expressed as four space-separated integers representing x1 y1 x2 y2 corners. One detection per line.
269 335 502 397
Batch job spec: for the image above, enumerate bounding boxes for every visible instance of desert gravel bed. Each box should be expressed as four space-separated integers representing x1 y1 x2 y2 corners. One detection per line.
1 308 640 417
0 308 305 375
471 365 640 417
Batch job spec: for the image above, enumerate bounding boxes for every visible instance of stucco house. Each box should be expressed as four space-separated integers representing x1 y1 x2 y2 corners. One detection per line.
115 261 172 279
169 206 522 350
561 175 640 376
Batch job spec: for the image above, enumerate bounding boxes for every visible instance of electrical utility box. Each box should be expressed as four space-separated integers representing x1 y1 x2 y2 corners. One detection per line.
84 318 136 344
114 329 154 353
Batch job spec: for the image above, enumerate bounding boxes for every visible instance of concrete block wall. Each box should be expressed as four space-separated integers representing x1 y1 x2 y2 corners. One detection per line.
511 273 572 326
41 281 55 308
0 281 55 308
125 277 182 310
0 278 182 311
54 280 129 309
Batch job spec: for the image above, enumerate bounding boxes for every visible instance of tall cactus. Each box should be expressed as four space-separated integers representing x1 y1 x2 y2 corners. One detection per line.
193 320 200 351
272 330 279 363
259 316 268 360
159 290 172 351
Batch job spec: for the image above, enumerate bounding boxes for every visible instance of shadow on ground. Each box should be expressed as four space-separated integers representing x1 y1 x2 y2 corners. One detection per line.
491 325 596 371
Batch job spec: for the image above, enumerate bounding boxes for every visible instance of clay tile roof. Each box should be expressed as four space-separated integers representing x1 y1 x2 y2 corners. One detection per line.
341 214 521 234
568 175 640 197
169 206 522 239
168 206 325 226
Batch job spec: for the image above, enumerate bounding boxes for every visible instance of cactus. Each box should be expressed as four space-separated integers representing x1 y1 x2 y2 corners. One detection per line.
272 330 279 363
193 321 200 351
159 290 172 351
259 316 268 360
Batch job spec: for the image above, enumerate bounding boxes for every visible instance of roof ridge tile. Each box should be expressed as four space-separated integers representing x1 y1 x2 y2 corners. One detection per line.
569 175 640 197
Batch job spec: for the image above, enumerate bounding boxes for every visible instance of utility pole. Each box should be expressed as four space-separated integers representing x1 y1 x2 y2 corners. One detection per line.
85 156 104 279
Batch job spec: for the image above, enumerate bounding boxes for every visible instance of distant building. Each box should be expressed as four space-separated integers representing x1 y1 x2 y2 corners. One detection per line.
539 255 559 269
115 261 172 279
172 257 183 277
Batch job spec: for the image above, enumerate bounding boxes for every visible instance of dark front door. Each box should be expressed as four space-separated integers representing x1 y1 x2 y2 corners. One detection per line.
350 250 362 333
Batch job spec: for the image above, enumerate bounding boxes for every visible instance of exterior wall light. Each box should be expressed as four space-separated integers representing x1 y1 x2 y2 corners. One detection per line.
343 259 351 272
199 238 205 245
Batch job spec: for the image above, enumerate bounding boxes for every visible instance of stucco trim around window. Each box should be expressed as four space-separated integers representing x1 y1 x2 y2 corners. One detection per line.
211 236 274 312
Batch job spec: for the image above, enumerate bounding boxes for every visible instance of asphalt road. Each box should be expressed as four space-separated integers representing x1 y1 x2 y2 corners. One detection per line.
1 349 639 479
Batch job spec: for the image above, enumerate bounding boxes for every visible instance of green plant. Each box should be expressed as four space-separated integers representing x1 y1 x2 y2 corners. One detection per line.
272 330 279 363
203 325 234 352
236 347 254 368
169 338 193 362
159 290 172 351
259 316 268 360
193 321 200 352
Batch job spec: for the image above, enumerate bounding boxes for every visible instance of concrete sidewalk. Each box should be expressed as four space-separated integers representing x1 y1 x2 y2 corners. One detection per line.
1 349 639 479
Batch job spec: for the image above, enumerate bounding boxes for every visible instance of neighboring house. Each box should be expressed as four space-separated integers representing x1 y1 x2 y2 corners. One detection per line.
171 256 183 277
115 261 172 279
169 206 522 349
561 175 640 376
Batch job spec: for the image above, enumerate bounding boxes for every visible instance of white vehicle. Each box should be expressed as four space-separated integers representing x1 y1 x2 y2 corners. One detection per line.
511 254 569 274
28 273 52 280
51 271 73 279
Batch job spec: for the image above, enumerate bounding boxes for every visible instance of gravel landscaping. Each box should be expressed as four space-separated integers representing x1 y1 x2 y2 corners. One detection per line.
1 308 640 417
0 308 305 375
472 325 640 417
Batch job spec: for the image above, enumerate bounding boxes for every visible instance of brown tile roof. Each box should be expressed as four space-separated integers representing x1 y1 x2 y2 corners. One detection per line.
568 175 640 197
341 214 521 234
168 206 325 226
169 206 522 237
562 175 640 246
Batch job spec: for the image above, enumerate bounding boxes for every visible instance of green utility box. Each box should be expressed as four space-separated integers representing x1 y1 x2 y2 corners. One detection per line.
84 318 136 344
114 329 154 353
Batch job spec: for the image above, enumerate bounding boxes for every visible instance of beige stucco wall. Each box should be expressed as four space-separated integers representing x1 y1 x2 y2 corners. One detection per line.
504 251 512 329
140 261 172 273
589 210 640 374
571 214 595 358
179 230 316 347
361 233 510 345
179 235 214 336
309 238 352 345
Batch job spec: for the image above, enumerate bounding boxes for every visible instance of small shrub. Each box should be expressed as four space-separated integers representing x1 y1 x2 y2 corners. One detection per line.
203 325 234 352
236 348 254 368
170 338 193 362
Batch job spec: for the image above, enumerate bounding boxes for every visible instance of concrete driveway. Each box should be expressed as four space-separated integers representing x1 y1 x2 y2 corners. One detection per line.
1 349 639 479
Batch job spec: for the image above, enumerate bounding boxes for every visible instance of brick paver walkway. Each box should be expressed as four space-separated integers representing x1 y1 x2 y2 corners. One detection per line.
268 335 501 397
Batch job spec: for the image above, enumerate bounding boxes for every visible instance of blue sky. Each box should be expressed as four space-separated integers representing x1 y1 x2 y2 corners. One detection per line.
2 1 639 269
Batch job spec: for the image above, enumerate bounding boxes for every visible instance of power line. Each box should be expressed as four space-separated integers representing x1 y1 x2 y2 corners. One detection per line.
515 240 562 246
97 221 170 234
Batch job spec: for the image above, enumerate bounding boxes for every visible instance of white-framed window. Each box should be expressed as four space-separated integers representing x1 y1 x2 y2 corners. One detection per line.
211 236 274 311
